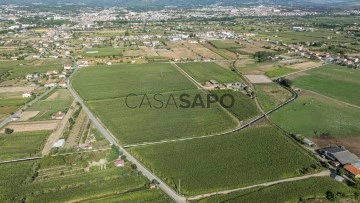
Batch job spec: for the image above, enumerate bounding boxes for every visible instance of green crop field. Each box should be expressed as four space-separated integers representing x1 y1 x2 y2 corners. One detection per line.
208 40 243 49
27 89 73 120
130 124 317 195
255 83 293 112
83 47 124 57
196 177 356 203
177 62 243 83
7 64 63 79
0 131 50 161
291 64 360 106
72 63 197 101
212 90 260 121
0 97 30 119
82 189 171 203
271 90 360 138
88 89 239 145
0 161 35 202
265 67 297 78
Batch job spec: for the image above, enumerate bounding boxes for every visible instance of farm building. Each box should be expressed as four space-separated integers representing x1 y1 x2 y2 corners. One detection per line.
330 174 345 182
114 159 124 167
149 183 156 189
58 80 67 88
318 147 360 165
63 64 73 70
46 70 58 76
22 91 33 98
344 164 360 178
53 139 65 148
52 112 65 120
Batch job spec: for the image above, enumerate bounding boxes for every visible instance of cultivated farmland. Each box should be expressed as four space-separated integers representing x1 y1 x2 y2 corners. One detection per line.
0 131 50 161
27 89 73 120
270 90 360 138
88 89 239 145
83 47 124 57
212 90 260 121
291 64 360 106
196 177 355 203
130 124 317 195
255 83 293 112
177 62 243 84
72 63 197 101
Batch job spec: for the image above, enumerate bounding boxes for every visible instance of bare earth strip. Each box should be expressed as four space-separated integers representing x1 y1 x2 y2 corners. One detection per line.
0 86 38 93
45 91 59 101
289 61 323 70
245 75 273 84
1 120 59 133
18 111 40 121
42 101 77 155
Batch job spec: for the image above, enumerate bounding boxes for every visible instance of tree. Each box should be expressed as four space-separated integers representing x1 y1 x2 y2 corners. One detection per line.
279 78 293 88
131 164 137 170
4 128 14 134
124 30 130 36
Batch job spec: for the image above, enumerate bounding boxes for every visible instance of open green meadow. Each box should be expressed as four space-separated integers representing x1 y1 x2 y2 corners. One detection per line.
255 83 293 112
7 64 63 79
83 47 124 57
265 66 297 78
291 64 360 106
212 90 260 121
271 90 360 138
177 62 243 83
195 177 356 203
0 131 50 161
130 124 317 195
72 63 196 101
27 89 73 120
88 89 239 145
208 40 243 49
0 97 30 119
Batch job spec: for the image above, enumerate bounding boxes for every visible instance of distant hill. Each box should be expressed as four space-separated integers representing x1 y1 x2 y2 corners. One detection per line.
0 0 358 8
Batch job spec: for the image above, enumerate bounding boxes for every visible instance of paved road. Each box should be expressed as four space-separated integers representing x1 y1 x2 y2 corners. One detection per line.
188 170 330 201
0 86 56 129
67 64 186 202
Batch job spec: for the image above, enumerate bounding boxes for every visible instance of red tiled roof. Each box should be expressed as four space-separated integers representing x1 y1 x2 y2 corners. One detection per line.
344 164 360 176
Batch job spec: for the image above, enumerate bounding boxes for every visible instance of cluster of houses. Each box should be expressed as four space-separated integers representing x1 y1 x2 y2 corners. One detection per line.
288 44 360 68
318 146 360 179
203 79 248 91
44 63 74 88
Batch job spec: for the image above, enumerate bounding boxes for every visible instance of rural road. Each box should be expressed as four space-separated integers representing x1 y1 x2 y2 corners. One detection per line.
0 157 41 165
187 170 330 201
67 60 186 203
0 86 56 129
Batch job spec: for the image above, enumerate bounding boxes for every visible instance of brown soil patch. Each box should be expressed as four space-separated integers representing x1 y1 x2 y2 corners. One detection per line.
289 61 323 70
18 111 40 121
1 120 60 133
312 137 360 157
45 91 59 101
245 75 273 84
0 86 37 93
141 47 159 57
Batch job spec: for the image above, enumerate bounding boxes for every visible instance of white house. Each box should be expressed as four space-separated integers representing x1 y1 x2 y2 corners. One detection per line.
63 64 73 70
22 91 33 98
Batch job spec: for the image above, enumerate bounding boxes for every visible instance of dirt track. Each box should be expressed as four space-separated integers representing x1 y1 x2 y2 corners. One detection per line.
42 101 77 155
